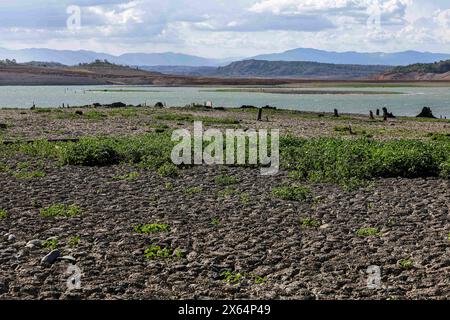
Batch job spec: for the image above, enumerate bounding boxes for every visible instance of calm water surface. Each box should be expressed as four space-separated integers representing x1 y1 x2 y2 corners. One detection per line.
0 85 449 117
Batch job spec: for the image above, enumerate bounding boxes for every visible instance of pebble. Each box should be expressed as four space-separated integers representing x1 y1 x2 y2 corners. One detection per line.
26 239 42 249
58 255 77 264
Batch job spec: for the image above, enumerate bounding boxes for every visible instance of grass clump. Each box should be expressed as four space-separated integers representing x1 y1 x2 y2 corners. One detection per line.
157 163 179 177
218 187 238 197
215 175 239 186
301 217 321 229
220 271 266 285
40 204 82 218
42 238 59 251
113 171 139 181
68 236 81 247
221 271 244 285
398 259 414 270
0 209 8 219
356 227 381 237
185 186 203 194
13 170 45 179
240 193 250 204
134 223 170 234
272 184 312 202
211 217 221 226
144 245 182 260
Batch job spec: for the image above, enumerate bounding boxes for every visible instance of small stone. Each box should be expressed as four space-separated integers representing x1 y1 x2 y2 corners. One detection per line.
41 250 60 265
7 234 16 242
26 239 42 249
58 255 76 264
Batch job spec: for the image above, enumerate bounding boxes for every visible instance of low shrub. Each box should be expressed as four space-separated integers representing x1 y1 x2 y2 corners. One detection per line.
215 175 239 186
0 209 7 219
134 223 170 234
272 184 312 202
281 137 450 185
40 204 82 217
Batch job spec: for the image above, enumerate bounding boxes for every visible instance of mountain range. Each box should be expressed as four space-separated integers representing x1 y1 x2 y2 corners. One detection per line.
1 47 450 67
251 48 450 66
0 47 233 67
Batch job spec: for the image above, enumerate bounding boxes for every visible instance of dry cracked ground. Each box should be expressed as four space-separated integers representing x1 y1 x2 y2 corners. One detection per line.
1 107 450 300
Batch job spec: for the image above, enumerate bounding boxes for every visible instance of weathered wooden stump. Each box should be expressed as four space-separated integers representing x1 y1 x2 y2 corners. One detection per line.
257 108 263 121
416 107 436 119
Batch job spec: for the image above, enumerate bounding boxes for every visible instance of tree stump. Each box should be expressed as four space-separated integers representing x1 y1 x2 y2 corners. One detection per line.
416 107 436 119
257 108 263 121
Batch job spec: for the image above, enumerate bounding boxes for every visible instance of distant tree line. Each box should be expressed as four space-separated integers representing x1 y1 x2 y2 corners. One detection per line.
391 60 450 74
0 59 18 65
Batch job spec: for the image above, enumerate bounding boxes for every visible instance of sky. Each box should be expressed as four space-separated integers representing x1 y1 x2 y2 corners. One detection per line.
0 0 449 58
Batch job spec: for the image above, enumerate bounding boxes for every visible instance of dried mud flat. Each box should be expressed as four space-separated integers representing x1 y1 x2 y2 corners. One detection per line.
1 163 449 300
1 107 450 300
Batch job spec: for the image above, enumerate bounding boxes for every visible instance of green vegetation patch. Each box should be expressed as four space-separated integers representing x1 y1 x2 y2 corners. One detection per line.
356 227 381 237
0 209 8 219
42 238 59 251
155 113 239 125
215 175 240 186
272 184 312 202
113 171 139 181
69 236 81 247
301 217 321 229
220 271 267 285
134 223 170 234
185 186 203 194
398 259 414 270
281 137 450 186
144 245 183 260
157 163 179 177
40 204 82 218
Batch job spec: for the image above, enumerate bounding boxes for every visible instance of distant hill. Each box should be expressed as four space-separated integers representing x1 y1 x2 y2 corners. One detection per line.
252 48 450 66
141 65 218 76
376 60 450 80
0 60 305 86
147 60 391 80
0 47 231 67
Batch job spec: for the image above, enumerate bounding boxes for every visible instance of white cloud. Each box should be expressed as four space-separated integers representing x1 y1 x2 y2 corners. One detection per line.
0 0 449 58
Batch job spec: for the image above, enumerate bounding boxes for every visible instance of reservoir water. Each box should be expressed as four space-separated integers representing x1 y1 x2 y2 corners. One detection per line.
0 85 449 118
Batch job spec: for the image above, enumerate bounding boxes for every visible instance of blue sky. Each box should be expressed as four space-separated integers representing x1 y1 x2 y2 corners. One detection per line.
0 0 449 57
